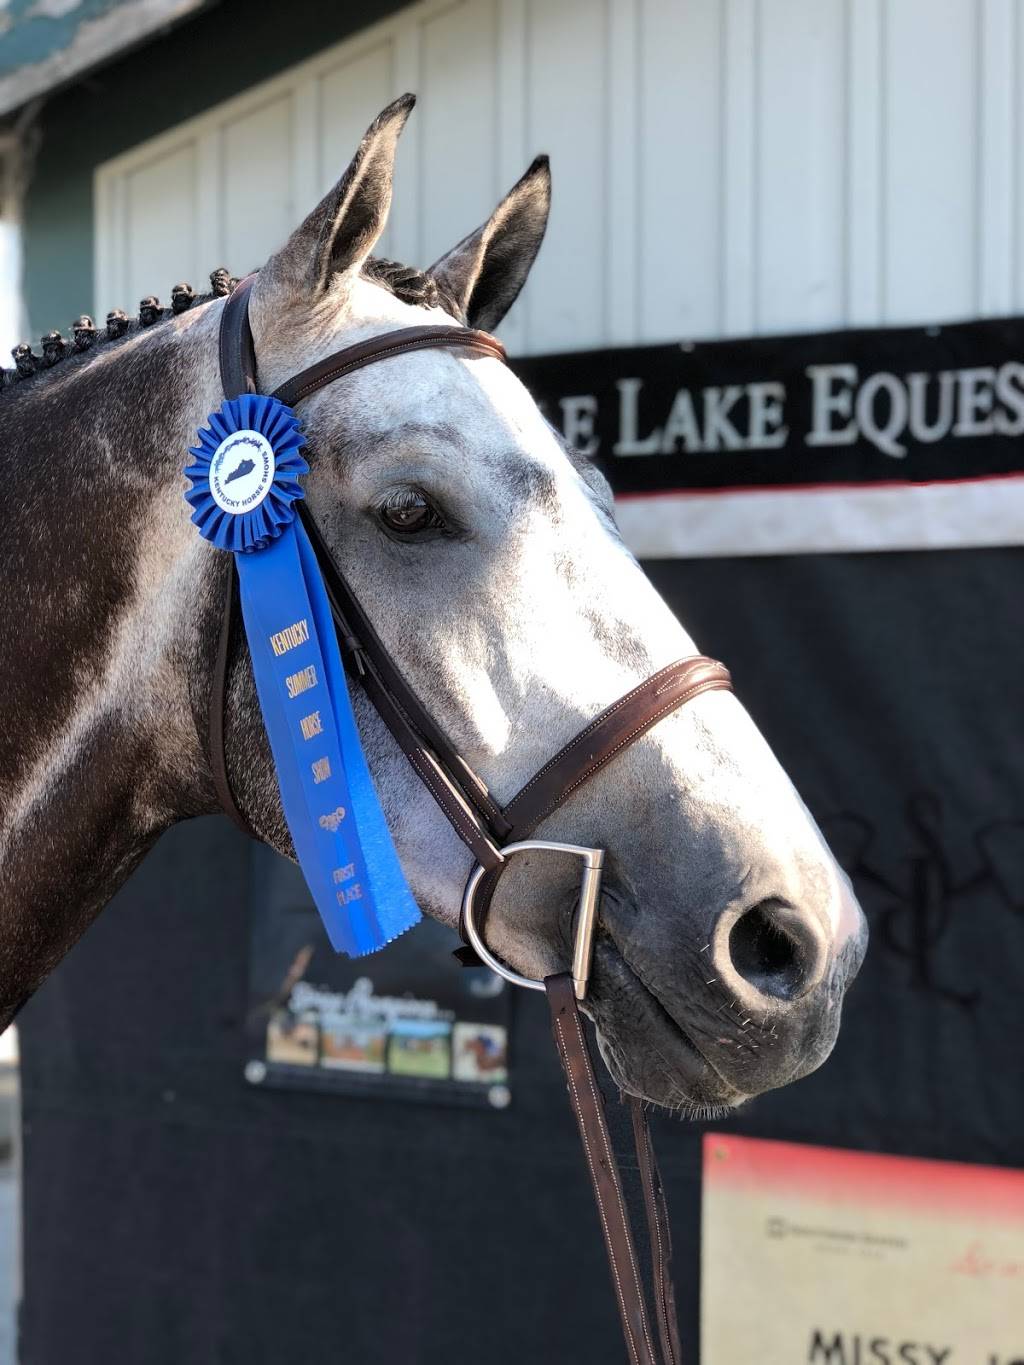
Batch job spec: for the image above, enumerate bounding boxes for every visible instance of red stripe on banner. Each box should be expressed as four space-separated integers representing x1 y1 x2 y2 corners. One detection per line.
703 1134 1024 1223
614 470 1024 501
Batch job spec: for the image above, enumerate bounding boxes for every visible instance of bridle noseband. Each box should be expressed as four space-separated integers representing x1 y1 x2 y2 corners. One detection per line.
212 275 732 1365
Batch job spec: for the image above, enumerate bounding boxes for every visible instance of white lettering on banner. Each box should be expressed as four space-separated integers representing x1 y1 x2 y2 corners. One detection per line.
953 366 996 438
906 372 954 443
747 382 788 449
994 361 1024 434
701 386 745 450
573 361 1024 463
806 364 859 448
615 377 790 456
855 372 908 458
801 361 1024 459
615 378 661 455
659 388 701 453
559 395 599 455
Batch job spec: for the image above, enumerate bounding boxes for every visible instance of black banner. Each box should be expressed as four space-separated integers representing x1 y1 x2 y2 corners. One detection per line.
514 314 1024 493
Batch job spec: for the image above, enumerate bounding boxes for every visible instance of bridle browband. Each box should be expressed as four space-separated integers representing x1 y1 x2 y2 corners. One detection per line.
211 274 732 1365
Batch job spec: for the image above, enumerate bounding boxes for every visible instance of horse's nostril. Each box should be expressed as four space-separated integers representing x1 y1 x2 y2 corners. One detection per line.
726 899 825 1001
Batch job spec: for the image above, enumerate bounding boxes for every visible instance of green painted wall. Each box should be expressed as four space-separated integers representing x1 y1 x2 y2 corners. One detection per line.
20 0 404 338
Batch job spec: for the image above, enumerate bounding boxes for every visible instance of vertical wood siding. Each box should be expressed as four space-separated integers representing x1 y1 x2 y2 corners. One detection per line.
96 0 1024 353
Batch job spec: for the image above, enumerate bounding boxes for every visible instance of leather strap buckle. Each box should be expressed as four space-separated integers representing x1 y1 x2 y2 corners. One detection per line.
461 840 604 1001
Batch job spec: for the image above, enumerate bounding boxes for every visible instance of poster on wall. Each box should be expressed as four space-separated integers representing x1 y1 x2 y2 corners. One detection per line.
245 846 512 1109
701 1134 1024 1364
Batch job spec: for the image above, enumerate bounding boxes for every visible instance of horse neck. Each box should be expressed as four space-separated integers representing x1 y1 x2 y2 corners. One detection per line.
0 309 226 1021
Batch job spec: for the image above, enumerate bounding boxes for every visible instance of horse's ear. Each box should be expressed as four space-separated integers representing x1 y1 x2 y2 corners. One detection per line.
428 155 550 331
261 94 414 298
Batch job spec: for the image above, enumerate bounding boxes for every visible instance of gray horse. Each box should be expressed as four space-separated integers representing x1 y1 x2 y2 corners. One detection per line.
0 96 865 1113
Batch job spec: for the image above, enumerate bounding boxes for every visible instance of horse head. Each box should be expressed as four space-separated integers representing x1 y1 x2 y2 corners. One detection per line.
216 97 866 1111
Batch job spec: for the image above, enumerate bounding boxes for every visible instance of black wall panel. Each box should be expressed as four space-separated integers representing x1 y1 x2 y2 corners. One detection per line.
18 549 1024 1364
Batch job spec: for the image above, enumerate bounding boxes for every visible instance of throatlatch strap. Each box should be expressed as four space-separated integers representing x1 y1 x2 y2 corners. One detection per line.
208 559 251 838
219 274 258 398
207 275 257 838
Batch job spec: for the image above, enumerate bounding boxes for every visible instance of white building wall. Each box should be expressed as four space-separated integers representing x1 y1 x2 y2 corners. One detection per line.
95 0 1024 355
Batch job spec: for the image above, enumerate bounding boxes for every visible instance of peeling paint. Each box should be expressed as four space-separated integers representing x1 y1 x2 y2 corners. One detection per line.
0 0 208 114
26 0 85 22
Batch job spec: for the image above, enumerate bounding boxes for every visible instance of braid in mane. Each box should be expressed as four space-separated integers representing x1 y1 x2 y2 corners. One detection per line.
364 256 466 322
0 266 240 395
0 255 460 396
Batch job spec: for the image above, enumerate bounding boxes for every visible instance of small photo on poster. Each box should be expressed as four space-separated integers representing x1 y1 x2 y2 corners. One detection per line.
247 852 512 1106
452 1022 508 1084
320 1018 387 1074
266 1010 318 1067
387 1019 452 1079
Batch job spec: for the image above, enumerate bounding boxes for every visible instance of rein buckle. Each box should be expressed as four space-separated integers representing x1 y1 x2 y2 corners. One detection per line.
461 840 605 1001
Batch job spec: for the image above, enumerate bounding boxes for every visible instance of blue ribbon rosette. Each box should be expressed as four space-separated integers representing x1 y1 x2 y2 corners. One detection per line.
185 393 421 956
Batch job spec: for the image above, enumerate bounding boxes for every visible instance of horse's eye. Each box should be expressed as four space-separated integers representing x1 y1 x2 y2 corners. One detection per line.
377 488 445 536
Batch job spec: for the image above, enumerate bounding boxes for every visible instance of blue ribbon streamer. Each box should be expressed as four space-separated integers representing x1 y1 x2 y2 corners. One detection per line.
185 394 421 956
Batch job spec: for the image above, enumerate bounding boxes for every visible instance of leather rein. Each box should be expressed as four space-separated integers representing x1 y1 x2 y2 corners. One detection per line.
211 275 733 1365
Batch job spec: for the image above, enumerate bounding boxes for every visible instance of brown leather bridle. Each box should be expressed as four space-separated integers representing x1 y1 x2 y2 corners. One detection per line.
212 275 733 1365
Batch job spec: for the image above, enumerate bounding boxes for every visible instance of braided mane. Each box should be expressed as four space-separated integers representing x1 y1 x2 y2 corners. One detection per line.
0 257 462 397
364 257 465 319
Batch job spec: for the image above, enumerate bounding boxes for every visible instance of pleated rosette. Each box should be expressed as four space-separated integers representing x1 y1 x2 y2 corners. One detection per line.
181 389 422 957
185 394 309 553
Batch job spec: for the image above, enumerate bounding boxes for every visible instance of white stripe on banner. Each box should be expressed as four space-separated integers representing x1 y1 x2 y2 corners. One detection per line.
614 475 1024 558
